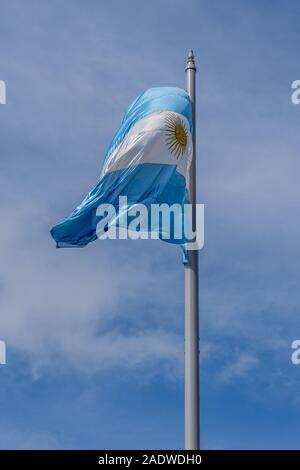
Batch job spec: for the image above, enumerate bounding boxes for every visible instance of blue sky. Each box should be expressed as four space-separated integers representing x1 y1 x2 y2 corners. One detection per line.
0 0 300 449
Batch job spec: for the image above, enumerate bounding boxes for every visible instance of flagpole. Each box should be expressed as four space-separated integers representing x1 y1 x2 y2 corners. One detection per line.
184 49 199 450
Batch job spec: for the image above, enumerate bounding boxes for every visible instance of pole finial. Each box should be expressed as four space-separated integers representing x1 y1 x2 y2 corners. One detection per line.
185 49 196 72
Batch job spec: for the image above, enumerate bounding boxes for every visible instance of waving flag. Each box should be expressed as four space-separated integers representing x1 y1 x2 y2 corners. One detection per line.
50 87 193 248
50 50 200 450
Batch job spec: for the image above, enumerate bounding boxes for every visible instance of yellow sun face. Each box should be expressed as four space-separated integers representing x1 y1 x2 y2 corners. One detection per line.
165 112 188 160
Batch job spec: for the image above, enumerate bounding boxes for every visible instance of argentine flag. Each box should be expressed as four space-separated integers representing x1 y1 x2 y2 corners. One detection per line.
50 87 193 249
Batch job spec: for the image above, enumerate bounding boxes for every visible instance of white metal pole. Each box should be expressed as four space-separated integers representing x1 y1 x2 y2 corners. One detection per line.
184 48 199 450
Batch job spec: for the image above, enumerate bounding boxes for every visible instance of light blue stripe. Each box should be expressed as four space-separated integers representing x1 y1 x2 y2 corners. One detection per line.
51 163 188 248
104 87 192 163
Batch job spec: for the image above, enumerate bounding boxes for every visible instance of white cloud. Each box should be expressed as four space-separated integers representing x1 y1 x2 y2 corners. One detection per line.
217 353 259 384
0 428 60 450
0 0 300 395
0 194 183 376
0 3 187 378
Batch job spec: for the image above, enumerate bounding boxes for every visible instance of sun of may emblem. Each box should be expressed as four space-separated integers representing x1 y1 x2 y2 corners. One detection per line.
165 112 188 160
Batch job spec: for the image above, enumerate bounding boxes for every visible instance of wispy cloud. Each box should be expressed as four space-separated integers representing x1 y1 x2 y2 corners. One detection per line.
218 353 259 384
0 428 60 450
1 0 300 450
